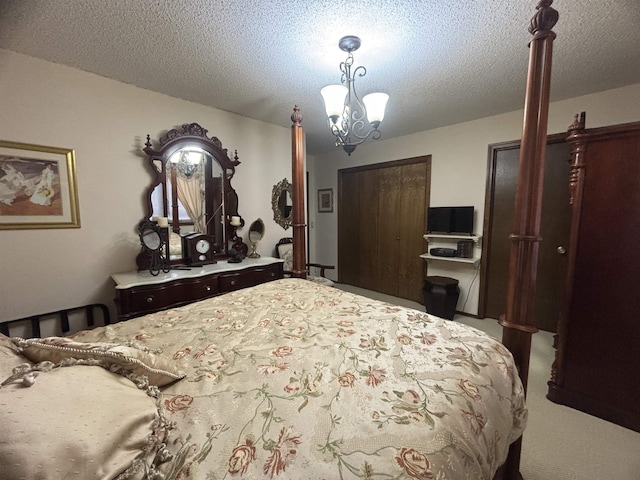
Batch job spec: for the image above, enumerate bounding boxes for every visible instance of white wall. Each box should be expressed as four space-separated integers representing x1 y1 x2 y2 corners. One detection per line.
0 49 294 322
308 83 640 315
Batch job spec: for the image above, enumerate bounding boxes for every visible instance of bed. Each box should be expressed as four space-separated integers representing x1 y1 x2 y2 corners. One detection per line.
1 278 525 480
0 1 558 478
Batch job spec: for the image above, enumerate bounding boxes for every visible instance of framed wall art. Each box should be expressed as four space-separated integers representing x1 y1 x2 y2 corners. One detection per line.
318 188 333 213
0 140 80 229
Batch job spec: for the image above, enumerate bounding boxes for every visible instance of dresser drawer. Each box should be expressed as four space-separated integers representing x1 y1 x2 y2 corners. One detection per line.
219 263 283 292
120 277 220 318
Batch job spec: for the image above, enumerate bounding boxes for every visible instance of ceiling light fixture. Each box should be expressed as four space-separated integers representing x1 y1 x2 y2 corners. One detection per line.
321 35 389 156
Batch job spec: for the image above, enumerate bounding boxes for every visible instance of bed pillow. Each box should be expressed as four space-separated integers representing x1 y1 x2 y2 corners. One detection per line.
12 336 185 386
0 333 31 379
0 364 172 480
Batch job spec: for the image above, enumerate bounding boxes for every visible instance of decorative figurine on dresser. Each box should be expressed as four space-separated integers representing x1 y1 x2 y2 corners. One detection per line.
114 123 284 321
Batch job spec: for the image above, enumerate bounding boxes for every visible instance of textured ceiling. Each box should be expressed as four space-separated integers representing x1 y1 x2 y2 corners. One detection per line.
1 1 640 156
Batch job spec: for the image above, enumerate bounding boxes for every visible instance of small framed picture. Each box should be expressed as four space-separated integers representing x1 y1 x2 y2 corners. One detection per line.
0 140 80 229
317 188 333 213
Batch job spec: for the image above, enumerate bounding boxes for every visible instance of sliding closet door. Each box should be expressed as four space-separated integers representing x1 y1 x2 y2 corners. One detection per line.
338 172 361 287
357 169 380 291
338 157 430 303
397 163 431 301
377 166 401 296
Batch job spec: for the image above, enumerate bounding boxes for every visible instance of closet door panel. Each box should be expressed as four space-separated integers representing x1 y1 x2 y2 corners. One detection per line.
398 163 428 304
338 172 360 286
376 166 401 296
358 169 380 291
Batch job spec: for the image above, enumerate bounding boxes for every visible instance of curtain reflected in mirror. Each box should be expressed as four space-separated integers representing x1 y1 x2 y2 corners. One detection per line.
172 149 206 233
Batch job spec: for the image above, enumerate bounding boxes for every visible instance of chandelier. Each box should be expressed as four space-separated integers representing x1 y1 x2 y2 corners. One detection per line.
321 35 389 155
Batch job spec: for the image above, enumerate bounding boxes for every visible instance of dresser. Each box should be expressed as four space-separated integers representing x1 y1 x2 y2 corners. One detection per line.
113 257 283 320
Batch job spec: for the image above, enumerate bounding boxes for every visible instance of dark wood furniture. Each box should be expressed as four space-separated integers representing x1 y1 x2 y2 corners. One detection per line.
113 258 283 321
137 122 247 270
547 114 640 433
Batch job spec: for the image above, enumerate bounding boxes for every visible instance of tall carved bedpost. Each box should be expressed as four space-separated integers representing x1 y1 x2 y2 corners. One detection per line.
291 105 307 278
498 1 558 478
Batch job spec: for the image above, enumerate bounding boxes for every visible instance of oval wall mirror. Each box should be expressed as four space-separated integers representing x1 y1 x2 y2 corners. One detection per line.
272 178 292 229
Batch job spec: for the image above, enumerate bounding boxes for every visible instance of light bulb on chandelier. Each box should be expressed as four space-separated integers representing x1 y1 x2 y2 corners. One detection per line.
321 35 389 156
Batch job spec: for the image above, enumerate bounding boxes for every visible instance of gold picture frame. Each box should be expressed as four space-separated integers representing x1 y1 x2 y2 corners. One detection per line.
318 188 333 213
0 140 80 229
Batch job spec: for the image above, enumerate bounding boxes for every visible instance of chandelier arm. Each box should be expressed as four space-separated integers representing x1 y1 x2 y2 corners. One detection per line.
354 65 367 78
348 65 368 124
329 123 381 148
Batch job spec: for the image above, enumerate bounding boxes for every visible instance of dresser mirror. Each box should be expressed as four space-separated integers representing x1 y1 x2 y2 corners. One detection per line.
272 178 293 230
136 123 245 269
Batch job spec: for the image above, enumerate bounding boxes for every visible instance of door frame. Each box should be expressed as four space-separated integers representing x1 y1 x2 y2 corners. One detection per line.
478 133 566 320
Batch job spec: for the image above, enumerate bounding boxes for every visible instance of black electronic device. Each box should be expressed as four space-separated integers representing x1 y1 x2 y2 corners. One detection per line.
429 247 458 257
456 239 474 258
427 206 474 235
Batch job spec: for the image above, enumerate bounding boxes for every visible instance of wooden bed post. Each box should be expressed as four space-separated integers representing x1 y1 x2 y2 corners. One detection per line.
498 1 558 478
291 105 307 279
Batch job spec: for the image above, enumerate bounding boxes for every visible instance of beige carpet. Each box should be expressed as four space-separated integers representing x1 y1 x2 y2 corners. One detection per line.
335 284 640 480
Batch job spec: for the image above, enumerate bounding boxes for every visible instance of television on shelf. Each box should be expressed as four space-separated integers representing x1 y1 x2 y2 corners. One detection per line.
427 206 474 235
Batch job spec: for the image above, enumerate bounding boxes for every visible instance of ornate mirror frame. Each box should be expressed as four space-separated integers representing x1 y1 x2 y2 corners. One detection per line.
272 178 293 230
136 123 246 269
137 220 171 276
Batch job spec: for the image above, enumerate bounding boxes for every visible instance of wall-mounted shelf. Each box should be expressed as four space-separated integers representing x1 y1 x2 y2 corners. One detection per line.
419 253 481 267
423 234 482 243
421 234 482 267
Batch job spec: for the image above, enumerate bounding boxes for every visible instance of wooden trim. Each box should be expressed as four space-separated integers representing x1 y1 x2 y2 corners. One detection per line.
290 106 307 279
338 155 430 175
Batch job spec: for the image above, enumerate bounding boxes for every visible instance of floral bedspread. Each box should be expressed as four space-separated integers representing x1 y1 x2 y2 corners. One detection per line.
77 278 526 480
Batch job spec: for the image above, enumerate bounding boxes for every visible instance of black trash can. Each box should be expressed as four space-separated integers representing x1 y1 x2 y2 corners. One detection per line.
423 276 460 320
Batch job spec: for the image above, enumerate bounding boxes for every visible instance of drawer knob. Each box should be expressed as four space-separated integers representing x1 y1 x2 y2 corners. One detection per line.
205 285 211 292
146 296 154 303
230 280 236 285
